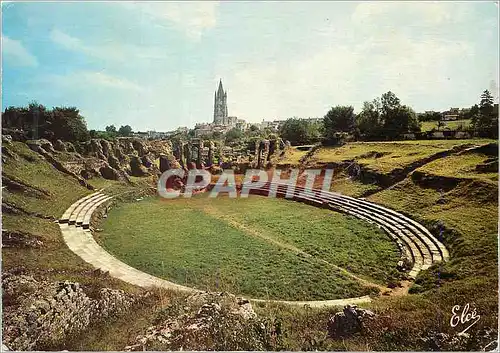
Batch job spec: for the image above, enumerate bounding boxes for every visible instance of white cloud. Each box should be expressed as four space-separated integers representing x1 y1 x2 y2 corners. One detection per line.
351 2 467 27
49 29 167 61
48 71 144 92
2 35 38 67
122 2 219 40
226 26 475 121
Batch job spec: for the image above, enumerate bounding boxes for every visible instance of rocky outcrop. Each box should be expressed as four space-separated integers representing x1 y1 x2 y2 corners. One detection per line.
65 141 77 153
419 329 498 351
476 158 498 173
71 138 172 179
26 139 56 154
20 137 173 183
2 134 13 145
124 292 261 351
99 165 121 180
53 139 67 152
25 139 93 190
159 154 171 173
108 154 121 170
2 272 136 351
2 128 28 142
327 304 375 338
129 155 149 177
2 230 43 248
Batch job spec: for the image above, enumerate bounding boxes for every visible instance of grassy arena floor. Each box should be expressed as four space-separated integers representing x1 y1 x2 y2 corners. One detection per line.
98 194 401 301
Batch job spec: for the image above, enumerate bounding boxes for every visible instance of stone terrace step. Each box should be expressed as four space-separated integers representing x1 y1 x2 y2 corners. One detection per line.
74 194 111 225
81 196 114 229
263 181 447 262
68 193 107 225
60 191 102 223
340 194 449 262
318 193 444 263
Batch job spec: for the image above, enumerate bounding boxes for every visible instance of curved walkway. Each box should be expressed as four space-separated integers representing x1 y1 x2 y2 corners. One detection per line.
59 185 449 308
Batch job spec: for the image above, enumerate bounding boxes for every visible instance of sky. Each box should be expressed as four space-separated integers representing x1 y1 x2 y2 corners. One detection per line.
1 1 499 132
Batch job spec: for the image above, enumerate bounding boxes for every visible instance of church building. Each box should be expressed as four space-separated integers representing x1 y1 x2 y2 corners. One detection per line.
213 79 238 126
213 79 229 125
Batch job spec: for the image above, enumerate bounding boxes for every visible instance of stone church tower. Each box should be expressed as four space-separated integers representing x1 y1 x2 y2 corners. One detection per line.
213 79 228 124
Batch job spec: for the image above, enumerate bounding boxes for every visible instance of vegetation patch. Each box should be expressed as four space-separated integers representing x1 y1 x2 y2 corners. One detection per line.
277 146 309 165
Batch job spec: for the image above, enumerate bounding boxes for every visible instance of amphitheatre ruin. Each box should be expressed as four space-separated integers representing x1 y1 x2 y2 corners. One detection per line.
2 76 499 353
2 128 498 350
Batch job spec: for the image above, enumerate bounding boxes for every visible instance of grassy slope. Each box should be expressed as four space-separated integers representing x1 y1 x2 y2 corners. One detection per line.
2 142 90 217
98 194 400 300
1 142 144 291
286 138 498 350
278 147 309 165
417 152 498 182
309 139 494 174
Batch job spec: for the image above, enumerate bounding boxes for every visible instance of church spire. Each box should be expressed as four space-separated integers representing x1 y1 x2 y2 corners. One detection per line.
217 79 224 95
213 79 228 124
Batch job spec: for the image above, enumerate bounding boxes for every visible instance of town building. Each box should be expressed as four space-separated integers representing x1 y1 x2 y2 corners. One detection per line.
442 108 460 121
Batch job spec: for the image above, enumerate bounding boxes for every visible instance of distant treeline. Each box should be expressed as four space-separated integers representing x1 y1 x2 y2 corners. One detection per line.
3 89 497 145
279 90 498 145
2 103 90 142
2 102 134 142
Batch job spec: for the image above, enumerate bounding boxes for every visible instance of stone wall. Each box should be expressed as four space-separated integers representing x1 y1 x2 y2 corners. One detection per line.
2 272 137 351
23 137 174 182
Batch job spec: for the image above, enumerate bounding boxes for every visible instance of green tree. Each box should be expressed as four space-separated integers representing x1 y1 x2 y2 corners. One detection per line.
323 105 355 144
106 125 118 136
225 127 243 144
279 118 322 145
50 107 90 142
250 124 259 132
419 111 442 122
356 100 382 139
473 90 498 137
118 125 133 137
380 92 420 138
2 103 90 142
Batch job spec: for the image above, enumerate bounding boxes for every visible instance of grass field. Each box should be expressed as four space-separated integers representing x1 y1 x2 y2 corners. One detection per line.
309 139 495 174
277 146 310 165
420 119 471 132
98 194 401 300
417 152 498 182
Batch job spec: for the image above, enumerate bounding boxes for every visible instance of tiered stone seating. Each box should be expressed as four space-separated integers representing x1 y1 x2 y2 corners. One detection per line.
59 190 102 223
59 192 113 229
244 181 449 279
